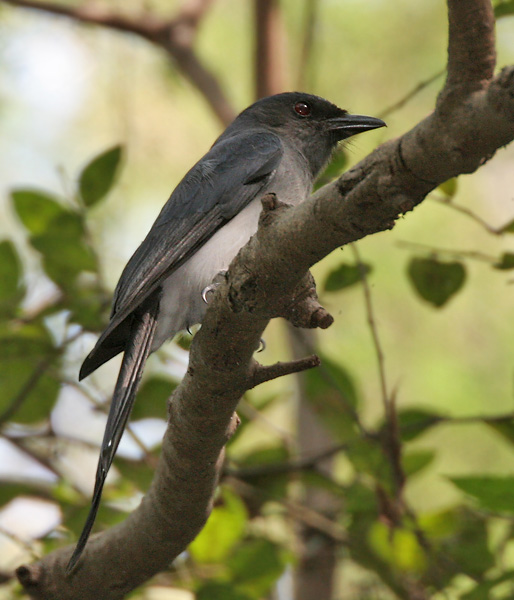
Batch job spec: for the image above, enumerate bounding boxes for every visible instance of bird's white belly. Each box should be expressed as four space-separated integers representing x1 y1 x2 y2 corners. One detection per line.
152 199 263 349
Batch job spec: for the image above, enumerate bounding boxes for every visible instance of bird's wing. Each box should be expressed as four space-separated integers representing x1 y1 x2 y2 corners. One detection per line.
80 130 283 379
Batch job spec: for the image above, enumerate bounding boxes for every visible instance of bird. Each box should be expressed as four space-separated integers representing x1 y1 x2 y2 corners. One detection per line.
68 92 385 571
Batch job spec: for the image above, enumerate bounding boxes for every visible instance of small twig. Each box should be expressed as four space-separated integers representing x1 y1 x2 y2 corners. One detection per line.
225 442 347 479
249 355 320 388
350 244 389 413
228 476 347 543
0 328 83 428
71 382 159 470
0 357 55 427
431 195 502 235
397 240 498 263
378 69 445 119
237 398 293 444
6 435 62 481
0 524 40 561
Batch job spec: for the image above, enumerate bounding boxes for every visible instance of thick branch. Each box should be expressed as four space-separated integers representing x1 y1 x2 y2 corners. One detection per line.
444 0 496 98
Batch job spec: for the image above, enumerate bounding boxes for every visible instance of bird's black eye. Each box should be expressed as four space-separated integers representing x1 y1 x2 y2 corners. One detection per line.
294 101 311 117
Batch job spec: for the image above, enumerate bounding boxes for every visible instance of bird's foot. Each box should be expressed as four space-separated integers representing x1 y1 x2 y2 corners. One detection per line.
202 270 228 304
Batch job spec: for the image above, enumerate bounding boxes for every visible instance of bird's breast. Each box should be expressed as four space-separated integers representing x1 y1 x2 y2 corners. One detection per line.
152 161 312 350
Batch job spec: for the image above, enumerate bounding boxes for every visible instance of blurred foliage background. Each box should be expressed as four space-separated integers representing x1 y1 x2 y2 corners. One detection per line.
1 0 514 598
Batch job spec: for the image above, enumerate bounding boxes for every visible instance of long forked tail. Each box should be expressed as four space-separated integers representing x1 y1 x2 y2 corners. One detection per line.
67 291 161 573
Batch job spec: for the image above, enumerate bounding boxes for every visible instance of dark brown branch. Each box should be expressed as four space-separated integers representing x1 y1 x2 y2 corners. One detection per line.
249 355 321 389
444 0 496 98
2 0 236 126
254 0 285 98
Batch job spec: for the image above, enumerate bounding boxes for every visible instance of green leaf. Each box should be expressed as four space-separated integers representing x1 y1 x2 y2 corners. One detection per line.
323 262 372 292
441 509 495 578
0 481 52 506
485 419 514 447
11 189 65 235
395 408 444 442
189 488 247 563
368 521 427 573
79 146 123 207
234 446 290 502
499 217 514 234
0 324 59 424
418 508 459 540
314 148 348 191
494 0 514 18
228 539 289 597
407 257 466 307
130 376 176 420
196 582 253 600
30 212 97 287
67 284 109 331
346 438 391 481
494 252 514 270
438 178 457 198
402 450 435 477
304 353 360 441
0 240 25 316
449 476 514 515
461 571 514 600
116 454 159 491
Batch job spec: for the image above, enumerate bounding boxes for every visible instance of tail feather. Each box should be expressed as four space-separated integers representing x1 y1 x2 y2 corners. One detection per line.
67 291 161 574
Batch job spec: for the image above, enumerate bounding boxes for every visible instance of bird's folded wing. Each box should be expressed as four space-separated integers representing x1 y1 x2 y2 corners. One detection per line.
80 130 283 379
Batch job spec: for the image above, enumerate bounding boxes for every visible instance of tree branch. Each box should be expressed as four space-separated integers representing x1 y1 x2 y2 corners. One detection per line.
2 0 236 126
15 0 514 597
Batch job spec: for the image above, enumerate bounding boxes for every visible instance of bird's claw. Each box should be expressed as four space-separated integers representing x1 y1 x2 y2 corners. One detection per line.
202 270 228 304
257 338 266 353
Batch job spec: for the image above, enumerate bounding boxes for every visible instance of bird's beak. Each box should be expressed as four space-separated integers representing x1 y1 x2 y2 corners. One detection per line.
327 114 386 140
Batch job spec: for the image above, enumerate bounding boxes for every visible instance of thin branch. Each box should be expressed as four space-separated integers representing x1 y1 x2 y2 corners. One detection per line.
2 0 236 126
0 356 55 427
351 245 405 497
250 355 321 388
378 69 445 119
431 195 502 235
225 442 347 479
3 435 62 483
0 329 82 428
350 244 389 412
397 240 498 264
228 477 347 543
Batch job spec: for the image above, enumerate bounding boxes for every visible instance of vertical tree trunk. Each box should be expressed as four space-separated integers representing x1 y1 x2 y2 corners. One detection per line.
289 327 339 600
254 0 285 98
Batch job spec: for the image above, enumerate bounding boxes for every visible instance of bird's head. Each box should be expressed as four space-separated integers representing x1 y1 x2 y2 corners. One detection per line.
228 92 386 178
